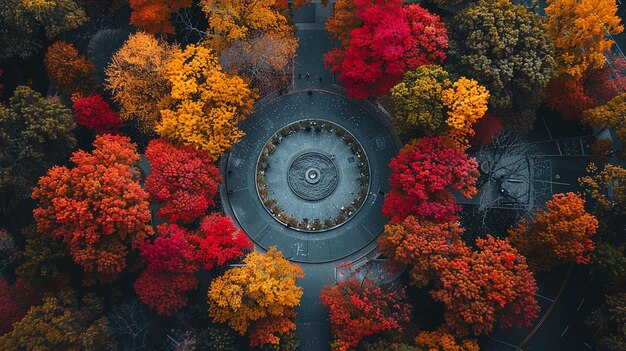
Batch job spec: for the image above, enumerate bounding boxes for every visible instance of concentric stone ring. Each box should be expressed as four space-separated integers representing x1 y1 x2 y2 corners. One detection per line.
288 152 338 200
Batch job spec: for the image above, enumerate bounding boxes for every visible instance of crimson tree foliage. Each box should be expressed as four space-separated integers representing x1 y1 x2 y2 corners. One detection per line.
193 213 252 271
72 94 123 134
0 280 38 336
324 0 447 99
135 214 250 316
145 139 221 223
320 279 412 351
32 134 153 285
134 224 198 316
430 236 540 337
382 137 479 224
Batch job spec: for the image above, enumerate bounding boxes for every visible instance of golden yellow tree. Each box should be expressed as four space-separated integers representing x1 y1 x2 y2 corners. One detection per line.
442 77 490 150
200 0 295 52
545 0 623 77
105 32 178 132
157 44 256 160
414 327 479 351
582 92 626 157
207 247 304 347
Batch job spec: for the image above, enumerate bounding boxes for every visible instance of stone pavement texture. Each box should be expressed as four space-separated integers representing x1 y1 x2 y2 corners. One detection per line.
220 4 400 350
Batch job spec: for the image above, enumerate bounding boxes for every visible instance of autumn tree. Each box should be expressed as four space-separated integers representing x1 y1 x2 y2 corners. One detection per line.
383 137 479 224
135 215 249 316
0 0 87 59
362 341 417 351
157 44 256 160
130 0 192 34
545 0 623 78
220 32 297 96
193 213 252 270
32 134 153 285
208 247 303 347
72 94 124 134
320 279 411 351
0 290 114 350
379 216 465 287
431 235 540 336
414 327 479 351
0 86 75 213
441 77 490 150
134 224 198 316
582 92 626 157
390 65 452 138
105 32 178 132
508 192 599 271
579 163 626 215
0 280 39 336
447 0 555 131
44 41 96 95
200 0 295 52
544 73 602 121
325 1 448 99
325 0 360 51
15 225 72 288
145 138 221 223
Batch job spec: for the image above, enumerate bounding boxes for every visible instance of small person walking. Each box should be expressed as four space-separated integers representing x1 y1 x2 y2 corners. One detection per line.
306 72 310 79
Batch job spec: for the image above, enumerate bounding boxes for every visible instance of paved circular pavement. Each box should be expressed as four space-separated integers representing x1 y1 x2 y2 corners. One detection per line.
223 90 399 263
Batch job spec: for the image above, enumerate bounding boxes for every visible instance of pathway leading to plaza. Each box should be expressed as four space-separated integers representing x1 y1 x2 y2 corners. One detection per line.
221 4 401 350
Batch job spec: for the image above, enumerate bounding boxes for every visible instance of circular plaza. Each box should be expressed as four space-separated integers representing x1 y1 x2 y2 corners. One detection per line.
223 90 400 263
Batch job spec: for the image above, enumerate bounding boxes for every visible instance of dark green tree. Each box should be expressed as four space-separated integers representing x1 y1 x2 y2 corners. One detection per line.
447 0 555 131
0 0 87 59
0 86 75 213
15 225 73 288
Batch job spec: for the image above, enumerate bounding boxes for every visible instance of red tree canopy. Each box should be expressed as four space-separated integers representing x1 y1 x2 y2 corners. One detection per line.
325 0 447 99
382 137 479 224
32 134 153 285
135 214 250 316
129 0 192 34
145 139 221 223
430 235 540 337
0 279 39 336
320 279 412 351
134 224 198 316
72 94 123 134
193 213 252 270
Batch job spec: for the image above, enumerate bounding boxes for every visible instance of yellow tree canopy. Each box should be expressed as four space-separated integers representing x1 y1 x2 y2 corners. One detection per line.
105 32 178 132
157 44 256 160
442 77 490 150
200 0 294 52
208 247 304 346
545 0 623 77
582 92 626 157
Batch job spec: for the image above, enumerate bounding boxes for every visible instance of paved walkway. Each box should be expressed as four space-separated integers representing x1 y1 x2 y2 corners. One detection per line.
221 4 400 350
